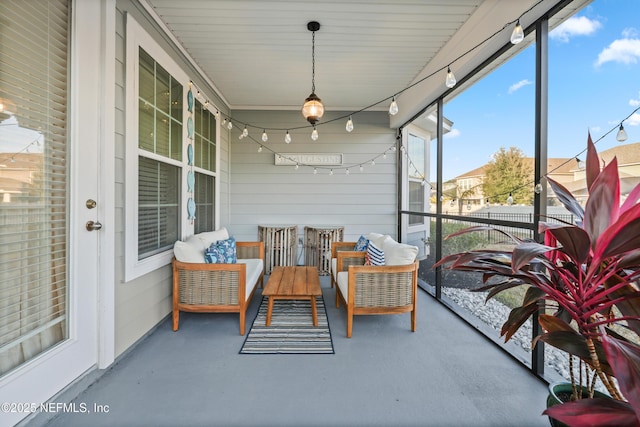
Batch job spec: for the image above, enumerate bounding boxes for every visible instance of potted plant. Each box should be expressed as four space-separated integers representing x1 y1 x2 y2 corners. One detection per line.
434 134 640 426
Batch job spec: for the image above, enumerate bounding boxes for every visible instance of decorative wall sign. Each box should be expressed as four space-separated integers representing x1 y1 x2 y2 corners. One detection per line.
274 153 343 166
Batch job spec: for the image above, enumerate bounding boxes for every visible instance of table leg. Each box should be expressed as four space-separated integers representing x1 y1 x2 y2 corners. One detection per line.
266 297 275 326
310 296 318 327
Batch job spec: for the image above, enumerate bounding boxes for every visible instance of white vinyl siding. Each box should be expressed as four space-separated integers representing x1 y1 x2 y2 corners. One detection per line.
228 110 396 242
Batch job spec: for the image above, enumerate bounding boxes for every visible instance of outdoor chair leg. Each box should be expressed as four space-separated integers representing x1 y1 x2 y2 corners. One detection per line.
172 309 179 331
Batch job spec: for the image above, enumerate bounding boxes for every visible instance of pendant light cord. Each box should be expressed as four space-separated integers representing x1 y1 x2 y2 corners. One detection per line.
311 30 316 93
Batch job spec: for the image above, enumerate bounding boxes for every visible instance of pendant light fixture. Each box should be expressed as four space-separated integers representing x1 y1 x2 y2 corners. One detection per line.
301 21 325 125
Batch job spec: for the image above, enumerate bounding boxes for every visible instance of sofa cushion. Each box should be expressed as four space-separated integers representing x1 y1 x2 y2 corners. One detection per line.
365 241 385 266
366 232 392 249
337 271 349 303
174 235 206 263
197 227 230 248
353 235 369 251
205 237 237 264
331 258 338 282
382 239 419 266
238 258 264 301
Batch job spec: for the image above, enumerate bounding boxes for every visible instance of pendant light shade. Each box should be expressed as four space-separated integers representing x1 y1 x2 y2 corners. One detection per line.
302 92 324 125
302 21 325 125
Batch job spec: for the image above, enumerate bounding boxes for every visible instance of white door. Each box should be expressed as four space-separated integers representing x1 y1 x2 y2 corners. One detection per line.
0 2 113 425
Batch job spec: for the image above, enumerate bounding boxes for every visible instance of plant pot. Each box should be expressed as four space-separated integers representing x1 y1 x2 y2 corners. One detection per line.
546 382 609 427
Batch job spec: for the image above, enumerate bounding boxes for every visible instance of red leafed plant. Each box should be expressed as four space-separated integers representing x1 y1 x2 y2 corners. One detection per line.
434 134 640 426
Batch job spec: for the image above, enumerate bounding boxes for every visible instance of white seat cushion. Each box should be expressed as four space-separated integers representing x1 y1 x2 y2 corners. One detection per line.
331 258 337 281
238 258 263 301
337 271 349 303
366 232 392 249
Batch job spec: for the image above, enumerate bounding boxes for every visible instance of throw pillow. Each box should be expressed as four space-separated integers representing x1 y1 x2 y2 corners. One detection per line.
366 241 385 266
204 236 237 264
382 239 419 266
354 235 369 251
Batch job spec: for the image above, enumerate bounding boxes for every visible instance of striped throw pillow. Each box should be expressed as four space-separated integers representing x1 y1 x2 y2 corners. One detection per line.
366 241 385 266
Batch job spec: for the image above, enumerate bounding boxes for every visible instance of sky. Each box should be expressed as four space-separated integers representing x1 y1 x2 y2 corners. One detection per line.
437 0 640 181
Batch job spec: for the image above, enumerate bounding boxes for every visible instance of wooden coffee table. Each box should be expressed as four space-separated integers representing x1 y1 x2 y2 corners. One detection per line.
262 266 322 327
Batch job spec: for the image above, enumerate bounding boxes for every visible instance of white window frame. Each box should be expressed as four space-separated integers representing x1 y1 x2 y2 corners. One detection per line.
124 15 220 281
402 125 430 233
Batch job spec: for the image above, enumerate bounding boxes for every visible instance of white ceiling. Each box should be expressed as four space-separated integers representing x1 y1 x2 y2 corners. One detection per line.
141 0 590 126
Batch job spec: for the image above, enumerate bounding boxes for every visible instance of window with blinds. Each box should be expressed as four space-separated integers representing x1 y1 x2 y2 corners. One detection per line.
138 48 182 259
193 99 216 234
0 0 69 376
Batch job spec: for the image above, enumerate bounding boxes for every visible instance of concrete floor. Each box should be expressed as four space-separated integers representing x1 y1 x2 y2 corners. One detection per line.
35 277 551 427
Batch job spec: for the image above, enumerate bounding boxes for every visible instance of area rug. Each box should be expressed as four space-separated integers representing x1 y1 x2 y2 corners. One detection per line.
240 296 334 354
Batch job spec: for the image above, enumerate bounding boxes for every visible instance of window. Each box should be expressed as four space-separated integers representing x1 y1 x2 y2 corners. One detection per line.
0 0 69 376
407 132 428 226
125 17 220 279
137 48 182 260
192 98 217 234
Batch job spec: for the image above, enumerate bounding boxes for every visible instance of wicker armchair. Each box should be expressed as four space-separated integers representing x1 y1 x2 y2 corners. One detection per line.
334 249 418 338
330 241 360 288
172 241 264 335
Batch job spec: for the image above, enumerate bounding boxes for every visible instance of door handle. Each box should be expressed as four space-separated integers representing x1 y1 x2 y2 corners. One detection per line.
86 220 103 231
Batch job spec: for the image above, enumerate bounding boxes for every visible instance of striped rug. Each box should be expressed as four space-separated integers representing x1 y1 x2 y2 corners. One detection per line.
240 296 334 354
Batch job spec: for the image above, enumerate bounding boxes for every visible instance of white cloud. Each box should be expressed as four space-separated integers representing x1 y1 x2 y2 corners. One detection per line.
596 37 640 66
622 28 639 38
627 112 640 126
508 79 532 94
444 128 460 139
550 16 602 42
630 97 640 107
590 126 602 133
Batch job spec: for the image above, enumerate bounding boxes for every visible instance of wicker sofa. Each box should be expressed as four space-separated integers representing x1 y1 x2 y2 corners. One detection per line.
172 228 264 335
331 233 419 338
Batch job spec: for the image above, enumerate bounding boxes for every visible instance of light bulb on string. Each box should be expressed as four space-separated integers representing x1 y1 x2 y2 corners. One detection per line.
258 146 263 153
329 169 334 176
383 152 387 159
359 165 364 172
222 118 227 127
445 66 457 88
238 134 244 140
371 160 375 166
507 192 514 206
313 168 318 175
204 101 209 110
262 130 268 142
346 116 354 132
421 179 426 187
388 96 399 115
285 130 292 144
345 168 350 175
440 195 444 202
242 126 248 137
215 111 220 120
295 163 299 170
227 120 233 130
391 146 396 152
534 183 543 194
311 126 319 141
510 20 524 44
617 123 628 142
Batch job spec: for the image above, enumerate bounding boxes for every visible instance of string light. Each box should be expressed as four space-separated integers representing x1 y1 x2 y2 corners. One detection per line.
617 123 628 142
511 20 524 44
389 96 399 115
242 126 248 137
262 130 268 142
295 163 299 170
329 169 334 176
506 192 514 206
311 126 318 141
227 120 233 130
534 183 543 194
313 168 318 175
258 145 263 153
371 160 375 166
359 165 364 172
346 116 354 132
345 168 350 175
445 66 457 88
285 130 292 144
